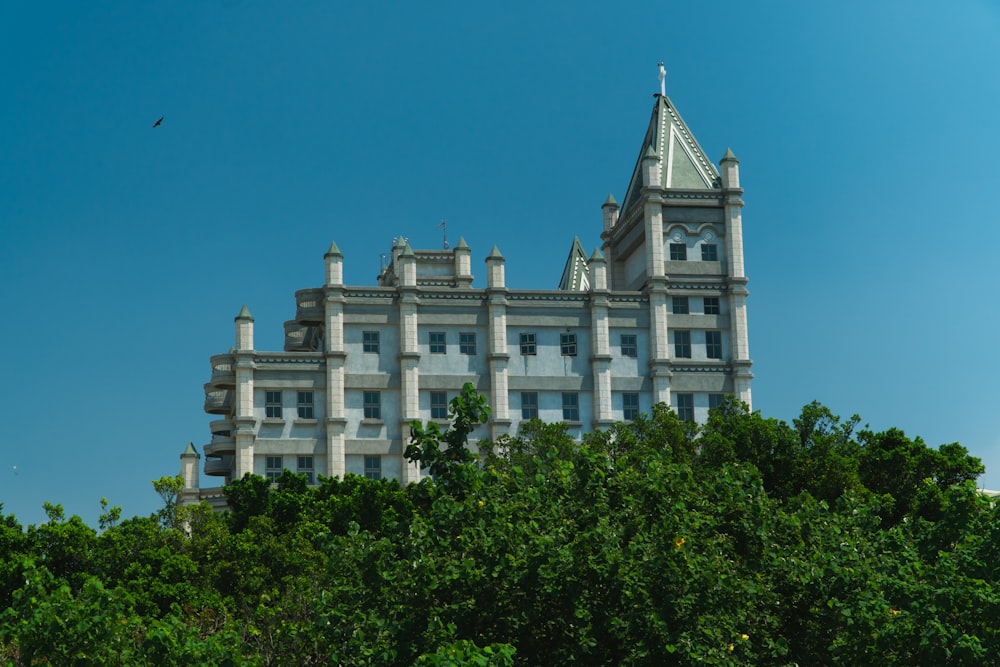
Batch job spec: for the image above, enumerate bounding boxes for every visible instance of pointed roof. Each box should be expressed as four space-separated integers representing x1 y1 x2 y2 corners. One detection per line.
620 95 721 215
558 236 591 291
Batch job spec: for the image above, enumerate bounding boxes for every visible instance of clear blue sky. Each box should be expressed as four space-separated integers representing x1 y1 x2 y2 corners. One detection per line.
3 1 999 527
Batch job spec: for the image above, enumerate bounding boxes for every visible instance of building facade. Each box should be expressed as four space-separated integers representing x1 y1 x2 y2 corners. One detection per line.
183 89 752 494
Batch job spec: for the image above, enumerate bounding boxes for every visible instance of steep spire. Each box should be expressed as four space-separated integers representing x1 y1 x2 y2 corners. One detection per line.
620 94 721 215
558 236 591 291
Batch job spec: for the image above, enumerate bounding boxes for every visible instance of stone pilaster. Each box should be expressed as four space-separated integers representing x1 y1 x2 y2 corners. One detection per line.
324 245 347 478
588 249 613 426
721 149 753 408
453 237 473 288
486 246 510 438
233 305 255 480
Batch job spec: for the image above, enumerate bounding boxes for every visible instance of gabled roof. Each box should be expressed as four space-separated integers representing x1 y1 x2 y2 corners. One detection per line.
558 236 591 291
620 95 721 215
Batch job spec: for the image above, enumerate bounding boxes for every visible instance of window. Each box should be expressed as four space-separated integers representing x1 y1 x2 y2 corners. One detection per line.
674 331 691 358
297 456 314 484
701 244 718 261
364 455 382 480
362 330 380 353
706 331 723 359
459 332 476 355
363 391 381 419
265 391 282 419
560 333 577 356
672 296 689 314
709 394 724 410
623 392 639 421
429 331 446 354
704 297 720 315
620 334 637 358
676 393 694 422
519 332 536 355
521 392 538 419
430 391 448 420
562 392 579 421
297 391 314 419
265 456 283 482
669 243 687 260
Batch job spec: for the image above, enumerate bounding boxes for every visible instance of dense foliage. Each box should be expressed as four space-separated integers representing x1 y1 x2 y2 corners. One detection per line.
1 386 995 665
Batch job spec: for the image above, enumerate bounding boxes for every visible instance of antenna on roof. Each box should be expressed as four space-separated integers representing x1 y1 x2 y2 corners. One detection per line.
658 62 666 96
438 219 449 250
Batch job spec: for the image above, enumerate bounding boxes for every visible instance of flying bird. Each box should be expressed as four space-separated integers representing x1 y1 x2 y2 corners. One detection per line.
152 116 163 128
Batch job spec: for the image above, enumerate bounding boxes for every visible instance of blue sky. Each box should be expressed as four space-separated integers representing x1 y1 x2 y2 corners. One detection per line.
3 1 999 527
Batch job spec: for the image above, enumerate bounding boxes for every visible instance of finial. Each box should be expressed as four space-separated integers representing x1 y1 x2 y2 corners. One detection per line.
658 61 666 97
437 219 449 250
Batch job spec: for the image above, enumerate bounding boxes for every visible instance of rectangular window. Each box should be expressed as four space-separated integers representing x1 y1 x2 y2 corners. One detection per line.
674 331 691 358
709 394 724 410
669 243 687 261
429 331 446 354
364 455 382 481
362 330 380 353
459 332 477 355
560 333 577 356
562 392 580 422
623 392 639 421
519 332 536 355
265 391 283 419
620 334 637 358
363 391 381 419
671 296 689 314
297 456 314 484
430 391 448 420
701 244 718 261
521 392 538 419
676 393 694 422
706 331 723 359
297 391 314 419
265 456 283 482
704 297 720 315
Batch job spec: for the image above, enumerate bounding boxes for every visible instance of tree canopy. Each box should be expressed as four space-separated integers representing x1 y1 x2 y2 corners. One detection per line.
1 387 995 665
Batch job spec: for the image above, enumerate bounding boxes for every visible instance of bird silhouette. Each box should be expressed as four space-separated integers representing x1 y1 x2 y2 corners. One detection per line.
153 116 163 128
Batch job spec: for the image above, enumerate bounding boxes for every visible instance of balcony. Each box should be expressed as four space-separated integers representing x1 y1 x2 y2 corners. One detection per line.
209 354 235 387
204 455 233 477
295 289 324 323
209 419 233 436
203 384 233 415
204 434 235 457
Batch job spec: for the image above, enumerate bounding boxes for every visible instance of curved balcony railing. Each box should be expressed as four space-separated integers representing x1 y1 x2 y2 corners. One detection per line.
209 419 233 436
209 354 235 387
295 289 324 323
204 434 235 457
203 384 233 415
204 455 233 477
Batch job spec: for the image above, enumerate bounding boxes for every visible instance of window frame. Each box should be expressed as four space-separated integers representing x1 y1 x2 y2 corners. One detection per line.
706 330 723 359
265 390 283 419
519 332 537 356
265 456 283 482
363 391 381 420
560 332 578 357
671 296 689 314
362 330 380 353
521 391 539 420
459 332 477 355
674 331 692 359
364 455 382 481
430 391 449 420
297 456 314 484
561 392 580 422
703 297 721 315
429 331 446 354
708 394 724 410
297 391 314 419
623 392 639 421
669 243 687 261
676 393 694 422
701 243 718 262
620 333 637 358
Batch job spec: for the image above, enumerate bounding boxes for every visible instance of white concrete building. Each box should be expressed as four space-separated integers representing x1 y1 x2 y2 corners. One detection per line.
183 86 752 494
